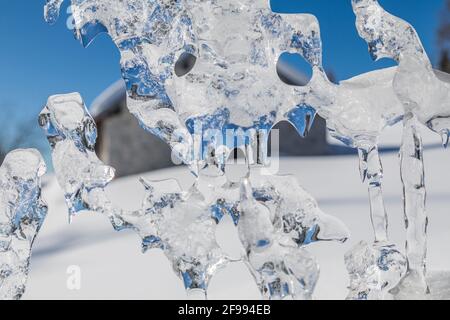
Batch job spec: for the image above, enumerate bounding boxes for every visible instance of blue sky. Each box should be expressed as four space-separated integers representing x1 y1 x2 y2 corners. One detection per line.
0 0 446 150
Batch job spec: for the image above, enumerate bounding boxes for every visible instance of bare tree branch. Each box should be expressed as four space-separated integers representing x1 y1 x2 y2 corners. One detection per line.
0 102 45 163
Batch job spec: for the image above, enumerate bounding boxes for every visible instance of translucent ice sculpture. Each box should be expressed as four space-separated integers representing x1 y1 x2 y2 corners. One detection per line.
166 0 321 161
43 0 319 171
281 15 402 230
40 91 350 299
352 0 450 298
344 241 406 300
249 172 349 248
0 149 48 300
284 13 407 299
43 2 351 300
140 178 230 298
44 0 63 25
240 172 349 300
352 0 450 141
39 92 233 298
39 93 127 226
45 0 197 169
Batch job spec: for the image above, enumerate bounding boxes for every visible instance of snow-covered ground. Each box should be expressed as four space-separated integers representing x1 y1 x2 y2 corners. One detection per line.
23 123 450 300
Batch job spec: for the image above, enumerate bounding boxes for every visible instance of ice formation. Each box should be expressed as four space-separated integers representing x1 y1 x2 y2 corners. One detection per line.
39 93 129 226
344 241 406 300
166 0 321 163
141 178 230 298
240 172 349 300
352 0 450 141
352 0 450 299
37 0 450 300
43 0 320 171
39 92 350 299
46 0 197 170
395 113 428 298
283 13 407 299
44 0 63 25
39 92 230 297
0 149 48 300
42 1 353 300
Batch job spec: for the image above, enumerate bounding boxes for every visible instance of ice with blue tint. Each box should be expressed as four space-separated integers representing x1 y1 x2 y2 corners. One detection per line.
239 172 349 300
0 149 47 300
345 241 407 300
166 0 323 161
140 178 230 298
39 93 231 298
43 0 324 171
39 93 124 225
45 0 197 169
284 14 404 151
274 19 406 277
39 92 350 299
44 0 64 25
353 0 450 300
42 1 353 300
283 6 410 300
352 0 450 144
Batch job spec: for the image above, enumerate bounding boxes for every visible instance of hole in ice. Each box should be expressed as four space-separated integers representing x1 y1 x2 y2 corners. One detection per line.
277 52 312 86
175 52 197 77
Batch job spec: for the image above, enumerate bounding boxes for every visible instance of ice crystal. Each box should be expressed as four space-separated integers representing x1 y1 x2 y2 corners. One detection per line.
42 1 351 300
43 0 322 171
352 0 450 143
352 0 450 299
44 0 64 25
141 178 229 297
284 12 408 299
345 241 407 300
39 92 351 299
239 172 349 300
39 93 232 298
0 149 47 300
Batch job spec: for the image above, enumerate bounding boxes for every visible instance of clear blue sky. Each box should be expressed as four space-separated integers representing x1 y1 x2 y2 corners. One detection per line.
0 0 445 144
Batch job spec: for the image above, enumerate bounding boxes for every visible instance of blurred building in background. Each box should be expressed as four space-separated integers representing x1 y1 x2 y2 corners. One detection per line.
90 81 173 177
439 0 450 72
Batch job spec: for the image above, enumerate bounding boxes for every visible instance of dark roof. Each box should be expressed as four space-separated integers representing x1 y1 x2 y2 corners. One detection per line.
434 68 450 83
90 80 127 121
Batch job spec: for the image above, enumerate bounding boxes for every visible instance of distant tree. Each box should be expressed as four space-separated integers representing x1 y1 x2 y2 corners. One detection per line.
438 0 450 72
0 103 44 164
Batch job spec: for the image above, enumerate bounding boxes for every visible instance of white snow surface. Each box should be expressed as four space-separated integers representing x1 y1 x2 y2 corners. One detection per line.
23 128 450 300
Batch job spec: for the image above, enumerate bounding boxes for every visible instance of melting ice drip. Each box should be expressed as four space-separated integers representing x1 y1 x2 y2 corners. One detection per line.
353 0 450 299
39 92 349 299
0 149 47 300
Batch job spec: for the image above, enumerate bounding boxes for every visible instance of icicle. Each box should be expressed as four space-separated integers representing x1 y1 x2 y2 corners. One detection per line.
358 146 388 243
391 113 429 299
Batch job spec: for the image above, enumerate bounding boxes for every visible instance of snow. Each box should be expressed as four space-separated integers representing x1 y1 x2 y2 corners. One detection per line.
22 125 450 300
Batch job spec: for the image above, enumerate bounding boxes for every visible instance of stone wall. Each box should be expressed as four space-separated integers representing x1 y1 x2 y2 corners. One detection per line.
98 108 173 177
